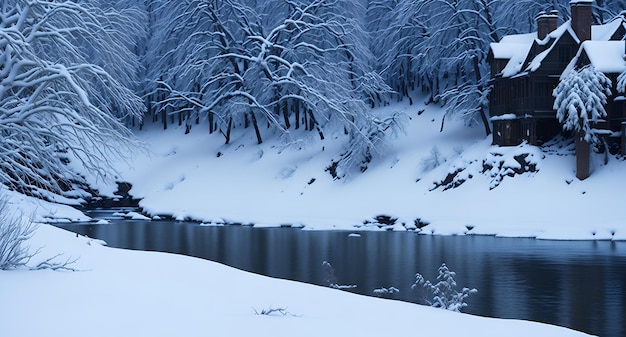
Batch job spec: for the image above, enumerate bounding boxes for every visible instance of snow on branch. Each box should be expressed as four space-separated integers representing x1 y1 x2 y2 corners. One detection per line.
0 0 145 199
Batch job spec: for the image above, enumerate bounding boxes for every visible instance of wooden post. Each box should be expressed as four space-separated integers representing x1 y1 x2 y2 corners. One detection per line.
576 130 590 180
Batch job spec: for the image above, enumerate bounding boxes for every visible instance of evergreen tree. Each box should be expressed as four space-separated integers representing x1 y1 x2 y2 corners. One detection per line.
553 65 613 144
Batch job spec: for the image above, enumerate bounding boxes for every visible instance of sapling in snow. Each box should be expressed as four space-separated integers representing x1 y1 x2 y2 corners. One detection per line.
420 147 445 172
412 263 477 312
0 196 76 270
322 261 356 290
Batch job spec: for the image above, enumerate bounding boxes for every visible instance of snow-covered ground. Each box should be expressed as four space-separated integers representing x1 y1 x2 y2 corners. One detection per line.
0 222 594 337
93 98 625 240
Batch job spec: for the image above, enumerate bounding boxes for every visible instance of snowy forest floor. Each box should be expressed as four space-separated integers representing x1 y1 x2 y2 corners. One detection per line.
83 98 626 241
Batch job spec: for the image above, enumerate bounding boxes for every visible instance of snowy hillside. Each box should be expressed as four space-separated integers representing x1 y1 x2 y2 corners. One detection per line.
89 98 626 241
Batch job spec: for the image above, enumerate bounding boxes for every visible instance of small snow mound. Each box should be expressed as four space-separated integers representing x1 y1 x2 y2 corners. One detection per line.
125 211 151 221
95 219 109 225
277 166 297 179
87 238 108 246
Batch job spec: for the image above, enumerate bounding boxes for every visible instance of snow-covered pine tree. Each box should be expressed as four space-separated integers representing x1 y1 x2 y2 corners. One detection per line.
553 65 612 145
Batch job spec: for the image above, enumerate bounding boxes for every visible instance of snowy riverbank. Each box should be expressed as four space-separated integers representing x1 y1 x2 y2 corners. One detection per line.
90 99 626 241
0 221 595 337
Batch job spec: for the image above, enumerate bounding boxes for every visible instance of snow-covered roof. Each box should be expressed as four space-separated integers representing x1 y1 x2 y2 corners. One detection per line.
591 17 625 40
500 32 537 45
538 20 579 45
490 33 536 77
525 21 578 73
564 40 626 75
493 15 626 78
490 42 528 60
569 0 593 3
490 33 536 59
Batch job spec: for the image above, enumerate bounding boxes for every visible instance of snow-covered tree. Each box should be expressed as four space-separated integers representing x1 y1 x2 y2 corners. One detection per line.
553 65 612 144
492 0 570 35
412 263 477 313
423 0 499 135
0 0 146 198
148 0 398 174
369 0 425 102
372 0 497 135
618 69 626 94
151 0 391 142
332 111 407 178
594 0 626 23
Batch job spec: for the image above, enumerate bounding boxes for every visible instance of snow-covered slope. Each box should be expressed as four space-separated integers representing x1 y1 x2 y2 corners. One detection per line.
98 98 626 240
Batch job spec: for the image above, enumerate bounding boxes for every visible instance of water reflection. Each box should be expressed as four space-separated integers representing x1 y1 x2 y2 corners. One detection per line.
57 220 626 337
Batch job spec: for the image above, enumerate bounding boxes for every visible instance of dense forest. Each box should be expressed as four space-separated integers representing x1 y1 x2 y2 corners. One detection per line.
1 0 625 198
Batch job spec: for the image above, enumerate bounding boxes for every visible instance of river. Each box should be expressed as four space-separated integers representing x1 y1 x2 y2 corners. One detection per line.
56 210 626 337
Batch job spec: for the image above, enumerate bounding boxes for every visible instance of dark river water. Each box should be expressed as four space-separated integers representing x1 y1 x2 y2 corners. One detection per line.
57 210 626 337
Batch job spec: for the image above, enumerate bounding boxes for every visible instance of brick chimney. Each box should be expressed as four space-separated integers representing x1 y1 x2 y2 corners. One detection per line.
536 11 559 40
570 0 593 42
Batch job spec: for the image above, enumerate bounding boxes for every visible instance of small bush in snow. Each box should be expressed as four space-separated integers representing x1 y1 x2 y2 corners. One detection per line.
0 203 37 270
0 198 76 271
412 263 477 312
252 307 299 317
420 147 445 172
373 286 400 297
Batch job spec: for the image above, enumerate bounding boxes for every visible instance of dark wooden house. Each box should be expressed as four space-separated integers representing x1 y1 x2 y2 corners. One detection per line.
488 0 626 157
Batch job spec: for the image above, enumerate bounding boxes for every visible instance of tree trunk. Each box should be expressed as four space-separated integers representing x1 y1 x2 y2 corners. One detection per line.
282 100 290 129
473 56 491 136
208 110 214 134
294 101 300 129
223 117 232 144
576 130 590 180
250 112 263 144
